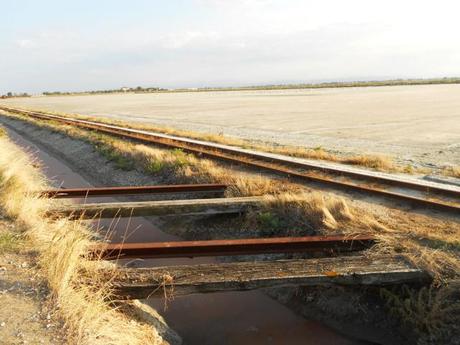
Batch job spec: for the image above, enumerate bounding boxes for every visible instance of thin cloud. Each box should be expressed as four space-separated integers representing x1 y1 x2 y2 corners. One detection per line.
1 0 459 94
16 39 36 48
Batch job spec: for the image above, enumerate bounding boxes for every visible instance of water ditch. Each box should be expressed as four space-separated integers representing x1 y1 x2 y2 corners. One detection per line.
3 121 379 345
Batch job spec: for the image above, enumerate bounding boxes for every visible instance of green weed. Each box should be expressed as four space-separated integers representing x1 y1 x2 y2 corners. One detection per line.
146 160 165 174
257 212 282 229
0 231 22 253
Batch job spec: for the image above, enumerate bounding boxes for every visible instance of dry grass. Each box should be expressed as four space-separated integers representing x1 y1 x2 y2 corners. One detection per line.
0 135 163 344
442 166 460 178
5 106 428 174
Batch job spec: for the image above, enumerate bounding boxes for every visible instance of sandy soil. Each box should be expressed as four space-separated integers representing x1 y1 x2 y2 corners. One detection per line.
2 84 459 168
0 217 67 345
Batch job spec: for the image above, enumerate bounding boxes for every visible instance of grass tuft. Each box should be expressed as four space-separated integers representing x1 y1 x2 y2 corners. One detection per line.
442 166 460 178
0 231 23 253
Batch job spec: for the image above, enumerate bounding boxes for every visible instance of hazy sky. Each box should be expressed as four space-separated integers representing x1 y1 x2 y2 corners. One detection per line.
1 0 459 93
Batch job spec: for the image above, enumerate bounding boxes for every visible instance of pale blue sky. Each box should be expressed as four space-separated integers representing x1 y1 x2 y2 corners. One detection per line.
1 0 459 94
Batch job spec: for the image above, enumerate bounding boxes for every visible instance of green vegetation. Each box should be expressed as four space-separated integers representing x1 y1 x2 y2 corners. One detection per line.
30 77 460 97
381 284 460 343
190 77 460 92
257 212 283 235
171 148 190 167
95 143 134 171
1 92 30 99
0 231 23 253
146 160 165 174
42 86 167 96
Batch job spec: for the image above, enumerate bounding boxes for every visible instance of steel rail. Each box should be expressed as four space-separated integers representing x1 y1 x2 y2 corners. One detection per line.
90 234 375 259
2 106 459 213
4 106 457 196
39 183 227 198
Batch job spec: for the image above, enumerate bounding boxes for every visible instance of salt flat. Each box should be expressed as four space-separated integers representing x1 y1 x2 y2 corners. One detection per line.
3 84 460 167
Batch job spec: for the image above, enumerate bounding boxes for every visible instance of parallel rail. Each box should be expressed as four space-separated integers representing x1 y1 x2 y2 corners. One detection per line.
2 106 459 213
91 235 375 259
0 106 434 298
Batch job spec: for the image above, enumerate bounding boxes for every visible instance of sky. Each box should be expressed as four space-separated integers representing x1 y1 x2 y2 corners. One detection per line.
1 0 460 94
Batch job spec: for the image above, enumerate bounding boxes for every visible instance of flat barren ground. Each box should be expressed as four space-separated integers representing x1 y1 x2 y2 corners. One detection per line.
3 84 460 168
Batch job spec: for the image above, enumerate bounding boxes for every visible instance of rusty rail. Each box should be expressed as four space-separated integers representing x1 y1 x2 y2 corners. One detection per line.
90 234 375 259
39 183 227 198
2 106 459 213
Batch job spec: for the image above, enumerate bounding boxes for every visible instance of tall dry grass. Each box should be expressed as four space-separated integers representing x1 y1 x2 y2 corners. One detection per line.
442 166 460 178
0 135 163 345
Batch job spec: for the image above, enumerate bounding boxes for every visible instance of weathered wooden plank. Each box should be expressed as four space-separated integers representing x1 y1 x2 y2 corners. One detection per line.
47 196 263 219
93 255 429 299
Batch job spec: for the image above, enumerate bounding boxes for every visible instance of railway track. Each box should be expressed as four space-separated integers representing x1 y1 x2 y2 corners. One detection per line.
42 184 375 258
40 184 427 295
2 105 459 213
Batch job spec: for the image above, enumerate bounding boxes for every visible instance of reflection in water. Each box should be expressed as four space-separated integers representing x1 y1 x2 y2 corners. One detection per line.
8 128 364 345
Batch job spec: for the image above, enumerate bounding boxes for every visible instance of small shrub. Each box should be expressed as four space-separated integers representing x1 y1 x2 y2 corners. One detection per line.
403 165 414 174
146 160 165 174
0 231 22 253
172 148 189 167
443 166 460 178
96 144 134 170
381 284 460 343
113 155 134 170
257 211 282 229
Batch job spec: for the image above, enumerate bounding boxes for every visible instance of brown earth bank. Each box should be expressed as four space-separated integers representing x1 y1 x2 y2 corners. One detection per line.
1 113 459 344
0 215 68 345
0 127 179 345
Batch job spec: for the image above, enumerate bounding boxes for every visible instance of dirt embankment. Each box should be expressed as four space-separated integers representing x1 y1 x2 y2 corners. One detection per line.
0 215 68 345
0 123 181 345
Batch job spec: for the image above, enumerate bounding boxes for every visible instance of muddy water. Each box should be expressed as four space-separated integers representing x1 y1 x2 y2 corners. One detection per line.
7 128 367 345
